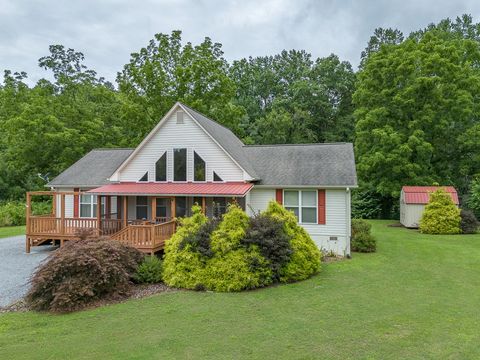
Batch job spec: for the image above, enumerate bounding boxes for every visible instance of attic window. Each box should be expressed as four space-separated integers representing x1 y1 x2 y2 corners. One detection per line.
139 172 148 182
213 172 223 182
176 111 184 124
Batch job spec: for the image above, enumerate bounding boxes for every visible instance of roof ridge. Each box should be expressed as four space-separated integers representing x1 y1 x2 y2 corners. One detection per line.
91 148 135 151
244 142 352 148
179 102 241 140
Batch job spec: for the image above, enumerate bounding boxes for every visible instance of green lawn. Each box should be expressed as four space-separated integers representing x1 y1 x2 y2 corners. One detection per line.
1 221 479 359
0 226 25 239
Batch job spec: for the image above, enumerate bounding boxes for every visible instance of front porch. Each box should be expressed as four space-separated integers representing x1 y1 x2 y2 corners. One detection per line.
25 189 247 254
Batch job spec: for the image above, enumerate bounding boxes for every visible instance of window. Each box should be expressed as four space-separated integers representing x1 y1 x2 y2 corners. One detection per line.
213 172 223 182
176 111 184 124
213 197 227 218
284 190 317 224
174 148 187 181
139 172 148 182
156 198 170 218
136 196 148 219
80 194 103 218
176 197 187 218
194 152 206 181
155 153 167 181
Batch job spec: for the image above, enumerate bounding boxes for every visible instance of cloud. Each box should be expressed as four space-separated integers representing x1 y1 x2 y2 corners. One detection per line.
0 0 479 85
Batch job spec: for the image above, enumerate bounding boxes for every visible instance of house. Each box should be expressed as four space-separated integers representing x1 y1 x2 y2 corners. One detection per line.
400 186 459 228
25 102 357 255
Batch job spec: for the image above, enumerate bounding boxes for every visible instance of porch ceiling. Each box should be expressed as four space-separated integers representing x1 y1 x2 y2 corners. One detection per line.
87 182 254 197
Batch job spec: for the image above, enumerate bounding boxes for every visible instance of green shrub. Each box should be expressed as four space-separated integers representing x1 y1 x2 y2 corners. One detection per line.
242 213 292 280
419 189 461 234
263 201 321 282
162 205 208 289
26 237 143 313
351 219 376 252
179 219 218 258
0 201 25 226
32 201 52 216
134 255 163 284
467 176 480 219
460 209 479 234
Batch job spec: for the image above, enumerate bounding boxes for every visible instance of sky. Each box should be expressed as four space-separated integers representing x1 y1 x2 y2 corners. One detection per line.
1 0 479 85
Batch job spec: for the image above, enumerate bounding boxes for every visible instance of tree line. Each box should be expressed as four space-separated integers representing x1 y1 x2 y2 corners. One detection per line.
1 15 479 218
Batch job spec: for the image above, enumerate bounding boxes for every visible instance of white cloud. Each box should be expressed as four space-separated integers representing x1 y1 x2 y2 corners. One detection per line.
0 0 479 85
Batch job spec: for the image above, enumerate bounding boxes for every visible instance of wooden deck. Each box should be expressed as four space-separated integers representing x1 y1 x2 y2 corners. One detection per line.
26 216 176 254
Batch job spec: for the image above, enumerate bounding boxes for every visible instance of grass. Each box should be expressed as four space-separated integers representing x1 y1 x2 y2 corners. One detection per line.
0 226 25 239
1 220 479 359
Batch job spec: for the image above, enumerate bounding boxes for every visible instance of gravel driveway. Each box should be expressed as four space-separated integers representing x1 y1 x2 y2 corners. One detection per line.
0 236 56 307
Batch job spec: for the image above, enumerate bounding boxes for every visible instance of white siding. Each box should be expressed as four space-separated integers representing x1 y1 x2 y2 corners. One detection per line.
247 187 351 256
54 188 74 218
401 204 425 228
118 111 244 182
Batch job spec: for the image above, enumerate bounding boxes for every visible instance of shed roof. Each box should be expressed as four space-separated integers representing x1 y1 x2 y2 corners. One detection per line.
402 186 459 205
48 149 134 187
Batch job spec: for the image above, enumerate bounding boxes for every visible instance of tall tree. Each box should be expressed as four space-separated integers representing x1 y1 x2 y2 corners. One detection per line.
354 26 480 215
117 31 243 143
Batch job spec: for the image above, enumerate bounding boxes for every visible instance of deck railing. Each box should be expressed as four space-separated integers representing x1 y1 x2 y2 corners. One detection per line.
28 216 123 237
110 220 176 252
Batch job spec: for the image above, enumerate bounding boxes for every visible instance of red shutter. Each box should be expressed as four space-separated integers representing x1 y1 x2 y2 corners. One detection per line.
318 189 326 224
276 189 283 205
73 188 80 217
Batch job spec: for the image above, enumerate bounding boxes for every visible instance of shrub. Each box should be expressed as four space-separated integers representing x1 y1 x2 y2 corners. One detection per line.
204 204 272 291
460 209 479 234
134 255 163 284
179 219 218 258
26 237 143 313
242 213 292 280
0 201 25 226
162 205 209 289
419 189 461 234
263 201 321 282
467 176 480 219
351 219 376 252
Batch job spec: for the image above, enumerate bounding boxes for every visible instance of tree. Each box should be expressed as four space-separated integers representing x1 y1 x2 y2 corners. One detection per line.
354 27 480 214
419 189 461 234
117 31 244 143
359 28 404 68
467 176 480 219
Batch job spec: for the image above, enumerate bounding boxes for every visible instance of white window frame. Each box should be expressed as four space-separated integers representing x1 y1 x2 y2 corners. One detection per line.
193 151 207 183
283 189 318 224
173 147 188 182
79 194 104 218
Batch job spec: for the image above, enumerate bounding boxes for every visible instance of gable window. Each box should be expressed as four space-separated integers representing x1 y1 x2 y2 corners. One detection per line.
194 151 206 181
80 194 104 218
174 148 187 181
213 172 223 182
139 172 148 182
136 196 148 219
155 153 167 181
284 190 317 224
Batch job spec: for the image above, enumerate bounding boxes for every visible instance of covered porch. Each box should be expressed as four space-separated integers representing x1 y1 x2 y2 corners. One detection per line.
25 182 252 254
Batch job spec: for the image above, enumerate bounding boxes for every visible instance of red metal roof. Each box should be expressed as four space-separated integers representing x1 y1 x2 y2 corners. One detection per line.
87 182 254 196
402 186 459 205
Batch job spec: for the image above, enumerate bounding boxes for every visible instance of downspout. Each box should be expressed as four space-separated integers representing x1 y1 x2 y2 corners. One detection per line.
345 187 351 257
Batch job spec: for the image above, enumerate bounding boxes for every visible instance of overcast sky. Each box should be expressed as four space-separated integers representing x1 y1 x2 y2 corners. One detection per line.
1 0 479 84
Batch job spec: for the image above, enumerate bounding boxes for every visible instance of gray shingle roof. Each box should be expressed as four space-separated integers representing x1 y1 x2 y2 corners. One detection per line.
181 104 259 180
243 143 357 186
48 149 134 187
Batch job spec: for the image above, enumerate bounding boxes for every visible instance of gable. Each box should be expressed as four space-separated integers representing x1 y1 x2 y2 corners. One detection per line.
114 106 245 182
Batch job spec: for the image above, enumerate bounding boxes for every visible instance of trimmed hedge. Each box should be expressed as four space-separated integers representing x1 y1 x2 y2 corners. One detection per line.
162 201 321 292
419 189 461 234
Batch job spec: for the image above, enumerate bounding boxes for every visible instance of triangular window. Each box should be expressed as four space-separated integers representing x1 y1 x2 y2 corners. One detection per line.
155 153 167 181
194 151 206 181
139 172 148 182
213 172 223 182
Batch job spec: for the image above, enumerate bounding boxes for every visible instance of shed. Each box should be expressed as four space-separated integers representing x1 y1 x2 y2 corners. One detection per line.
400 186 459 228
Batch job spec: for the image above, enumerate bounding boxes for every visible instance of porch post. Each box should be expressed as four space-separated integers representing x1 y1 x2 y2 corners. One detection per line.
51 193 56 216
60 193 65 236
96 195 102 235
202 197 206 214
151 197 157 222
25 192 31 253
171 197 176 218
123 196 128 228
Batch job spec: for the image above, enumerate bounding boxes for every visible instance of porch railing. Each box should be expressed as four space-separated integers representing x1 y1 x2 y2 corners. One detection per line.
110 220 176 251
28 216 123 237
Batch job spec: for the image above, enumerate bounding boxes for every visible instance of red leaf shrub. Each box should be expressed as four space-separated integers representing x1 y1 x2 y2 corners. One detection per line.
26 237 144 313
